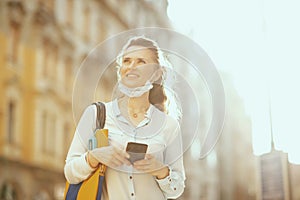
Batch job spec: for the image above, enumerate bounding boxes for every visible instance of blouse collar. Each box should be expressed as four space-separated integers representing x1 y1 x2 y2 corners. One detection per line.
112 99 155 128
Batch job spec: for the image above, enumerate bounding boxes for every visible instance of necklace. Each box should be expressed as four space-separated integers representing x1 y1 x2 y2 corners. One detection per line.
129 107 148 118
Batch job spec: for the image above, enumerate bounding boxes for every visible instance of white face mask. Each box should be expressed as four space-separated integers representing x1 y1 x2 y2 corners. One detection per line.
118 81 153 97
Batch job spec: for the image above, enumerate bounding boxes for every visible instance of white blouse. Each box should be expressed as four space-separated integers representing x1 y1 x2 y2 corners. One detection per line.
64 100 185 200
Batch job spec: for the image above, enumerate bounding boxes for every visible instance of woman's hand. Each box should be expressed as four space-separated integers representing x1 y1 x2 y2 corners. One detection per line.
133 154 169 179
89 146 131 168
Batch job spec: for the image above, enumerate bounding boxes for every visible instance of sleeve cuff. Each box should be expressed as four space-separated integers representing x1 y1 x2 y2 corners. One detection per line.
81 152 97 172
156 166 172 185
156 166 183 191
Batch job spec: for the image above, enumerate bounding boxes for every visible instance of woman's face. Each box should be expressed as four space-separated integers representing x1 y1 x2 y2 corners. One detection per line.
120 45 159 88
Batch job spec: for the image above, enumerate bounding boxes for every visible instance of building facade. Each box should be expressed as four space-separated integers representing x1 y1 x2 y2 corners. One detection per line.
0 0 169 199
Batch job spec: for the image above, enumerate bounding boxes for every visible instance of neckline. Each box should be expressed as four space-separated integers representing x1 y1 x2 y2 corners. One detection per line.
112 99 153 128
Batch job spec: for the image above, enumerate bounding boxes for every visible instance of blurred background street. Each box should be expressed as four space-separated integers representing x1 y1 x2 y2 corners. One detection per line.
0 0 299 199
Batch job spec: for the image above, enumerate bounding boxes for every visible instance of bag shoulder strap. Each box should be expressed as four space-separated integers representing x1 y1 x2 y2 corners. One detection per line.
92 102 106 130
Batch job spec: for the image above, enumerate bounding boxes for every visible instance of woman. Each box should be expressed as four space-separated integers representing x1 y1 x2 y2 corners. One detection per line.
64 36 185 199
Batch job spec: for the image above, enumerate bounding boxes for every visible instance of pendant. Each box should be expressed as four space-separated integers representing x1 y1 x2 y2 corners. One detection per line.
133 113 138 118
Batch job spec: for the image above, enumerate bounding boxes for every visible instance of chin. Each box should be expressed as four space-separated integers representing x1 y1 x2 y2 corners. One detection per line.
122 80 144 88
122 82 142 88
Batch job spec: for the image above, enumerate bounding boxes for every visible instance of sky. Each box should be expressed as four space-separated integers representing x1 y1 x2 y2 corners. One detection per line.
167 0 300 164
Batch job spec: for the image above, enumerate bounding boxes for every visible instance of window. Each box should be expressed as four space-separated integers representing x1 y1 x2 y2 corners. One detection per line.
97 18 106 42
41 111 56 155
6 1 24 67
48 114 56 155
42 39 50 78
33 190 50 200
83 7 90 41
5 87 21 150
40 39 58 84
52 45 58 81
7 21 21 65
7 100 16 144
0 182 18 200
41 111 47 153
63 123 70 156
66 0 74 26
65 57 72 92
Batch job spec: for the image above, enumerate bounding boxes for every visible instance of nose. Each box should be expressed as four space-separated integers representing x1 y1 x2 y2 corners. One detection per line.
127 61 136 69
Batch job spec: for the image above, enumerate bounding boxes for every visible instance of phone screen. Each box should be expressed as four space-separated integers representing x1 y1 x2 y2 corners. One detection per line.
126 142 148 164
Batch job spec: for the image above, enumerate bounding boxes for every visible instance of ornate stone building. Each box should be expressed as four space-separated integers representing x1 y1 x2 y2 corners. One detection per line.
0 0 169 199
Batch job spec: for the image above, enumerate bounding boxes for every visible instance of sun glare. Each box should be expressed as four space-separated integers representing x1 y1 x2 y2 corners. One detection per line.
167 0 300 164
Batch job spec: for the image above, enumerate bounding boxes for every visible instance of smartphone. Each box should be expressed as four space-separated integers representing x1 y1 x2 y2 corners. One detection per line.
126 142 148 164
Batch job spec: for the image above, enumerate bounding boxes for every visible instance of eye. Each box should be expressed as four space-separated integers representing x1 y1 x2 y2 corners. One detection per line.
137 59 146 64
123 58 131 65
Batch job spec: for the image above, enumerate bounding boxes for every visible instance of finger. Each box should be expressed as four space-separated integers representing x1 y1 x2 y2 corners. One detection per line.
133 159 150 166
134 164 148 171
111 159 123 167
134 165 152 173
89 149 103 163
119 157 131 166
114 147 130 159
145 154 154 160
123 151 130 159
106 155 124 167
134 154 155 165
114 151 131 166
116 149 131 165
